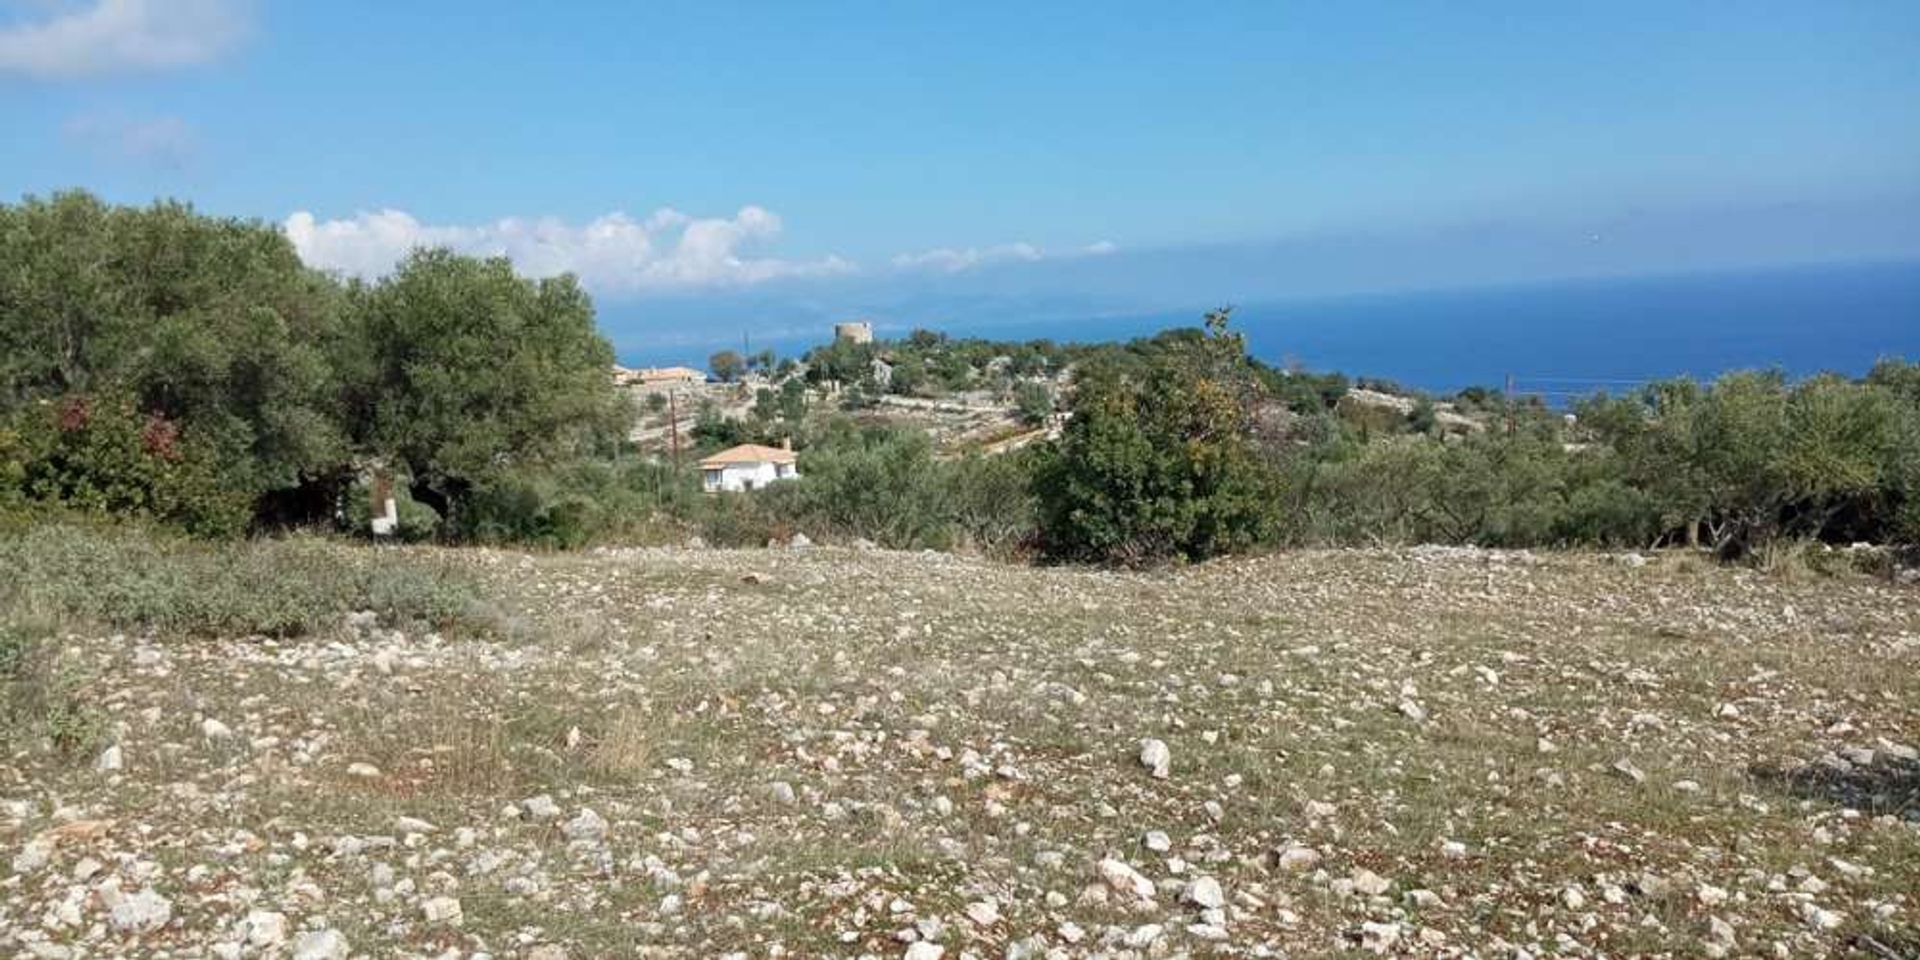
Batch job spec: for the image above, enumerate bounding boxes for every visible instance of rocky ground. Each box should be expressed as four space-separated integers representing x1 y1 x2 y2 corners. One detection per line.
4 545 1918 958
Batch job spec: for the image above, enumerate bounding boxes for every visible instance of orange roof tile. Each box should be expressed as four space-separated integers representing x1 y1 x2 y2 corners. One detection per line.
698 443 798 467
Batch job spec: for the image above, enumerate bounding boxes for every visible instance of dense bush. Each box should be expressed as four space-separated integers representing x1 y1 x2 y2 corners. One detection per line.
1575 368 1920 556
3 392 253 536
454 459 699 548
1034 310 1281 563
763 423 955 549
0 192 348 529
0 191 629 538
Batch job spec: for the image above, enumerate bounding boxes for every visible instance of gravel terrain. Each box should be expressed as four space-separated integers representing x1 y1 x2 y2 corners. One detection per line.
4 544 1917 958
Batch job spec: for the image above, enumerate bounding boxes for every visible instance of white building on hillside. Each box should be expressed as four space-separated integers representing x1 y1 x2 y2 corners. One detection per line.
699 442 800 493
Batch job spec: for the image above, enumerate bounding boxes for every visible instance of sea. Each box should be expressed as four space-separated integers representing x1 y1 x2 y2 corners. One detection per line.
624 259 1920 398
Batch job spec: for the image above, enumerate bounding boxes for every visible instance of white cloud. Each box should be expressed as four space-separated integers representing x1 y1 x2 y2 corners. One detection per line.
62 111 194 167
891 239 1118 273
0 0 249 79
891 242 1042 273
283 206 856 294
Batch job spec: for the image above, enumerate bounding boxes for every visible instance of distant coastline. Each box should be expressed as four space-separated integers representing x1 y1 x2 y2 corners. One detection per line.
617 259 1920 395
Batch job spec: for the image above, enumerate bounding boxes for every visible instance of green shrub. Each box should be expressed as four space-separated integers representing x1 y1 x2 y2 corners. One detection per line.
1035 311 1281 563
3 394 254 537
777 423 954 549
0 620 107 759
342 474 442 542
695 490 786 547
0 522 495 637
1013 381 1054 425
454 460 699 548
945 450 1039 557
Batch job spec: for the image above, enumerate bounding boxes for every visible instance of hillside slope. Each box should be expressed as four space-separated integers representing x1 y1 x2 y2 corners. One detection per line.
4 545 1918 958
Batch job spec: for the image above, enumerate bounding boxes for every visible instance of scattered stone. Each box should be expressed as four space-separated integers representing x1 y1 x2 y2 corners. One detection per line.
1707 915 1737 946
1184 876 1225 909
421 895 463 924
522 794 563 820
1143 830 1172 853
1800 902 1844 931
106 886 173 934
1359 921 1402 954
1138 738 1171 779
94 744 123 773
239 910 288 948
1405 888 1443 908
1350 867 1392 897
964 899 1000 926
1271 844 1322 872
565 807 609 842
1097 858 1158 902
291 929 350 960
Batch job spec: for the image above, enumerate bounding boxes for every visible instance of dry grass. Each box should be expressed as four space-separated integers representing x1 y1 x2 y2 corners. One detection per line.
3 541 1916 958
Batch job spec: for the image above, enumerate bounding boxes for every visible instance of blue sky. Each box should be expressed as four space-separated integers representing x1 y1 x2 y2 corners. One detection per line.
4 1 1919 358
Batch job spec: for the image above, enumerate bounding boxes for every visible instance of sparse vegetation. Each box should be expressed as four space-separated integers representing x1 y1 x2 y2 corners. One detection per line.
0 521 496 637
2 538 1914 956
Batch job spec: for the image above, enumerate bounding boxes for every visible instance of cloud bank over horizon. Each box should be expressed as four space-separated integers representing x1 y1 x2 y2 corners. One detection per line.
283 205 1120 295
283 206 857 294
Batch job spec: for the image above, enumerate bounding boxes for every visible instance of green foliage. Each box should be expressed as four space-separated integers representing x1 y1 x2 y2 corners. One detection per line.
774 423 954 549
337 249 629 522
1035 310 1281 563
709 349 746 382
945 450 1038 557
1258 368 1350 414
0 191 347 528
692 401 753 449
0 522 495 637
0 191 630 541
1577 369 1920 556
454 459 698 548
0 621 106 760
1407 397 1439 435
1013 380 1054 425
343 474 442 542
4 392 253 536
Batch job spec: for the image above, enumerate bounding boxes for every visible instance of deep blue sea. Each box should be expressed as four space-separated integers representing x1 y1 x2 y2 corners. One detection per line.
628 260 1920 397
972 260 1920 395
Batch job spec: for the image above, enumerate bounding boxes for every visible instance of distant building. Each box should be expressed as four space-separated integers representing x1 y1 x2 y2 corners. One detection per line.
699 441 800 493
834 321 874 344
620 365 708 392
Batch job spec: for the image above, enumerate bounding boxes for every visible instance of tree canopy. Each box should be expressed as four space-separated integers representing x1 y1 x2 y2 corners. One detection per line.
0 190 627 535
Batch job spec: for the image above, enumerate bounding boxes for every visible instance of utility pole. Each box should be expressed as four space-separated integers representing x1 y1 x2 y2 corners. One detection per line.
1504 373 1516 435
668 388 682 470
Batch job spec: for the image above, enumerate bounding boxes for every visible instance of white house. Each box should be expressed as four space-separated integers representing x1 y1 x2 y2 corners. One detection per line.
699 442 800 493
